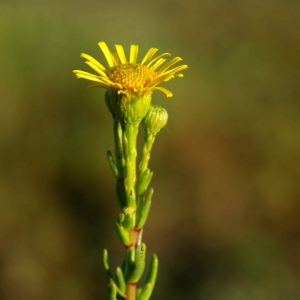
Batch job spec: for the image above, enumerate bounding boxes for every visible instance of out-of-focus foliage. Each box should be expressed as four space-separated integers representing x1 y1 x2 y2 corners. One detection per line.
1 0 300 299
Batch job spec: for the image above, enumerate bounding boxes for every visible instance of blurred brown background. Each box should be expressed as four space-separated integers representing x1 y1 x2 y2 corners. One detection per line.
1 0 300 299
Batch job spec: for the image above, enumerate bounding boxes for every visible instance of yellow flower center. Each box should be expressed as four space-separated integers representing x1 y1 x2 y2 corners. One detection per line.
108 63 157 91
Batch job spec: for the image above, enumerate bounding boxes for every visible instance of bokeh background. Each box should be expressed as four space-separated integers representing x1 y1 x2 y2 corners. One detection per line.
1 0 300 299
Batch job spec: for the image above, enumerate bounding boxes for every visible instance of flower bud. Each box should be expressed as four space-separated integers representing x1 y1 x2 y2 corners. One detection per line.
142 105 168 135
105 90 152 124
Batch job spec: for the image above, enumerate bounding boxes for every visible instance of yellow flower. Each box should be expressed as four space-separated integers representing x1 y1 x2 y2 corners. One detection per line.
73 42 188 98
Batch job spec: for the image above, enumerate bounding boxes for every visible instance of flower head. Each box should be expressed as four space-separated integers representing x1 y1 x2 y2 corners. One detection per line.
73 42 188 98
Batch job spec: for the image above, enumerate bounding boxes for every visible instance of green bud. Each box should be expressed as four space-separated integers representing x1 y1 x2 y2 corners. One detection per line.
105 90 152 124
142 105 168 135
122 206 136 230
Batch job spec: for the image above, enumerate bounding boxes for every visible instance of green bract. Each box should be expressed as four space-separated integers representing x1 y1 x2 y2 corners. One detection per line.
106 90 152 124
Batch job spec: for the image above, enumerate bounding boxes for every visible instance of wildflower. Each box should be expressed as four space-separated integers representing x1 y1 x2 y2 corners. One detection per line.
143 105 168 135
73 42 188 99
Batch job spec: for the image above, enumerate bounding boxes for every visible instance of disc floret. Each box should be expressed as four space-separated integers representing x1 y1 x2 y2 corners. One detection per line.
109 63 158 96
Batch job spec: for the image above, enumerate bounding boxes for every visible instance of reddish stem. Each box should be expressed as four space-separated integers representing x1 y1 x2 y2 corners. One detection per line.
125 283 137 300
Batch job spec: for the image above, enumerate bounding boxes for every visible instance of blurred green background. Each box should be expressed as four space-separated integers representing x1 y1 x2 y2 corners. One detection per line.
1 0 300 299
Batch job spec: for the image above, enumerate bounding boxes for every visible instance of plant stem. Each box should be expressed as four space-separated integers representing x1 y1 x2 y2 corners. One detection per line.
123 123 140 299
123 123 139 210
113 117 126 207
139 132 155 174
126 283 137 300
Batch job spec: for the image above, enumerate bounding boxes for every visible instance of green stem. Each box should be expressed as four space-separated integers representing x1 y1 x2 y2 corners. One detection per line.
122 122 140 300
139 132 155 174
123 123 139 209
113 117 126 207
114 117 124 172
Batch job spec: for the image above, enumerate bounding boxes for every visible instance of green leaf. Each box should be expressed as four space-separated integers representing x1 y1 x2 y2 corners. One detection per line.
115 213 130 246
127 243 146 283
136 287 142 299
137 169 153 195
137 283 152 300
116 267 126 293
107 150 120 179
116 182 126 209
145 254 158 287
138 254 159 299
107 283 117 300
137 188 154 229
125 247 134 279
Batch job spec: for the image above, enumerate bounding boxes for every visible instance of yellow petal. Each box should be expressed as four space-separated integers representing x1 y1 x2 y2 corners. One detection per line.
73 71 111 85
130 44 139 63
151 86 173 98
161 65 188 76
97 75 115 85
86 83 110 90
85 61 108 78
80 53 106 72
158 57 182 75
147 53 171 67
115 44 127 64
151 58 166 70
110 50 120 65
75 73 103 83
141 48 158 65
149 74 175 87
98 41 117 68
73 70 98 77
